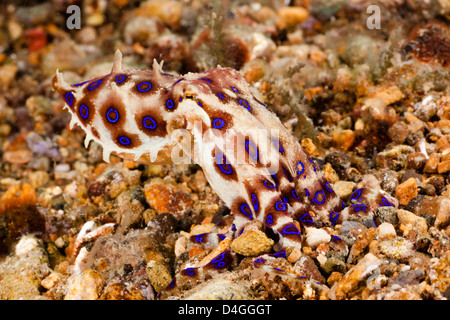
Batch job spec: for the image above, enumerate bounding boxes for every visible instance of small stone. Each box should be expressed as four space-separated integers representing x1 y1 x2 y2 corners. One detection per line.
378 238 414 260
347 228 377 264
397 209 429 238
437 160 450 173
427 255 450 293
377 222 396 240
230 230 274 256
305 228 331 249
144 181 193 217
373 206 398 226
332 129 355 151
293 254 326 284
185 278 253 300
388 121 409 144
331 253 382 300
407 152 427 171
416 196 450 228
423 153 440 173
3 149 32 164
65 269 105 300
277 6 309 28
41 271 63 290
333 181 356 199
146 260 172 293
395 178 418 206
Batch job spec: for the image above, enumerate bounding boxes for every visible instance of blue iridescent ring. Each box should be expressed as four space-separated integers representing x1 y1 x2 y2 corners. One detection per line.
166 99 174 109
216 153 232 175
324 181 333 192
282 225 301 235
381 197 393 207
266 214 273 224
351 189 362 200
273 139 284 153
297 161 305 175
245 140 258 160
88 79 101 90
115 74 125 83
238 99 250 111
212 118 225 129
65 92 74 106
275 201 287 211
201 78 212 83
231 86 239 93
292 190 300 200
143 117 156 129
137 82 152 92
263 180 276 189
106 108 119 123
217 92 226 99
251 193 259 212
119 136 130 145
314 191 326 205
240 204 253 219
79 105 89 119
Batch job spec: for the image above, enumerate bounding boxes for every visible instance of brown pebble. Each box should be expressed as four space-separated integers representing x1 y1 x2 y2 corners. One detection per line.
424 153 440 173
407 152 427 171
395 178 418 206
332 129 355 151
3 149 32 164
437 160 450 173
230 230 274 256
277 6 309 28
144 182 193 217
388 121 409 144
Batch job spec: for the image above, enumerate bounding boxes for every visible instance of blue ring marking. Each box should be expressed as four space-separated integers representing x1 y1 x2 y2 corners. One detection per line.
231 223 236 231
255 98 267 108
115 74 125 83
292 190 300 200
74 80 88 87
217 92 226 99
143 116 156 129
325 181 333 192
201 78 212 83
106 107 119 123
197 100 203 107
351 204 367 212
329 212 339 226
79 105 89 119
274 267 282 271
275 201 287 211
245 140 258 160
381 197 393 207
231 86 239 93
137 81 152 92
314 191 326 205
351 189 362 200
212 118 225 129
216 153 232 175
119 136 130 146
238 99 250 111
194 233 205 242
282 225 301 235
266 214 273 224
183 267 196 276
299 213 314 224
65 92 74 106
254 257 265 264
88 79 101 90
331 235 341 241
282 196 289 204
273 139 284 153
263 180 276 189
305 189 310 197
219 234 226 240
173 79 183 85
166 99 174 109
240 204 253 219
251 193 259 212
210 252 225 264
272 251 286 257
297 161 305 175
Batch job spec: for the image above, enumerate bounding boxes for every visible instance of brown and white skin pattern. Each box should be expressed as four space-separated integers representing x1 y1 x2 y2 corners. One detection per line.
52 50 397 254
